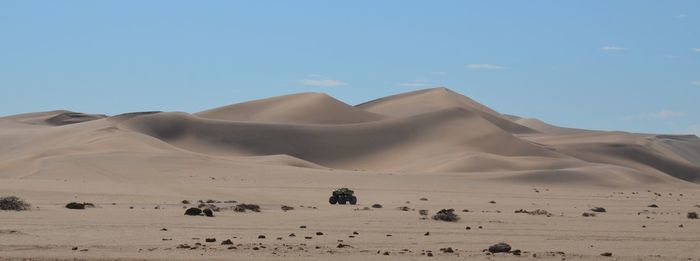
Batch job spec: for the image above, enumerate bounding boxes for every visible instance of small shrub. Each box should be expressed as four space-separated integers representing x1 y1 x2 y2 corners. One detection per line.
65 202 94 210
647 204 658 208
419 209 428 216
235 203 260 212
0 196 31 211
398 206 410 211
419 197 428 201
432 209 460 222
181 200 191 204
688 212 698 219
590 207 606 213
582 212 596 217
371 204 383 208
205 199 216 203
281 205 294 211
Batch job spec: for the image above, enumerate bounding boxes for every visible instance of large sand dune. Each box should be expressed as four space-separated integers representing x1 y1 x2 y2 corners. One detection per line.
1 87 700 260
1 87 699 186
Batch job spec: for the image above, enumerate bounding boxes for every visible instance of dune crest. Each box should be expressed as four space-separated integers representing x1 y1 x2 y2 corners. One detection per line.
196 92 385 124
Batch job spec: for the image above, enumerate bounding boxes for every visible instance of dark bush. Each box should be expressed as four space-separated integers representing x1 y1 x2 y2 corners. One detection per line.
432 209 460 222
65 202 94 210
688 212 698 219
184 207 202 216
235 203 261 212
0 196 30 211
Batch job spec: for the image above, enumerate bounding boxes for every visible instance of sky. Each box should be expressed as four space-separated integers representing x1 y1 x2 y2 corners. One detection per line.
1 1 699 135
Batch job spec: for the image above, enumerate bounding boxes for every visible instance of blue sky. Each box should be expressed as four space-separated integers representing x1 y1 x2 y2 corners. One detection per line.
1 1 699 135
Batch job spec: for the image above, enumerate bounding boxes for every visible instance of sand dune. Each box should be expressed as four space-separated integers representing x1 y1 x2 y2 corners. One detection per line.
196 92 385 124
1 87 699 187
121 107 560 171
357 87 537 134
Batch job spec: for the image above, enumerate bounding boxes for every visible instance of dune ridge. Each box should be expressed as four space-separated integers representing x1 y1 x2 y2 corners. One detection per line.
1 87 699 187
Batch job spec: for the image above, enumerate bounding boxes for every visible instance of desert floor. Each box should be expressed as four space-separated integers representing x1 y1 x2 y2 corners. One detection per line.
1 168 699 261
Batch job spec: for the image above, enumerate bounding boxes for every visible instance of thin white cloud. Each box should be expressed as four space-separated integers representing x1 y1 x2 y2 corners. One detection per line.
676 14 687 19
694 48 700 53
692 81 700 86
397 79 432 87
648 109 685 119
299 74 346 87
430 71 447 75
467 64 503 70
626 109 686 120
601 46 628 52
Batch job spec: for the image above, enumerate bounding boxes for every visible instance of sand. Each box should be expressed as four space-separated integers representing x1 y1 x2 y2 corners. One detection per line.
1 87 699 260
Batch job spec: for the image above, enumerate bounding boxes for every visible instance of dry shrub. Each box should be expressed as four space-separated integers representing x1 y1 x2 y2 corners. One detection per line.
688 212 698 219
235 203 260 212
432 209 459 222
0 196 30 211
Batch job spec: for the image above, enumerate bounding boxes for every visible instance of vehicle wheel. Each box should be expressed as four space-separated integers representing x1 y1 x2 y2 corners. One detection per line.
349 196 357 205
338 197 347 205
329 196 338 204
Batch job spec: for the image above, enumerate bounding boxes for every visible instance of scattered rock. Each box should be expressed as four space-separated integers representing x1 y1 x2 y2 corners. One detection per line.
600 252 613 257
371 204 383 208
205 238 216 243
419 209 429 216
160 228 168 231
462 209 470 212
300 225 307 229
288 233 296 237
424 232 430 236
427 252 433 257
488 242 511 253
688 212 698 219
258 235 266 239
337 243 352 248
398 206 410 211
465 226 471 230
383 251 390 255
590 207 606 213
489 201 496 204
184 208 202 216
419 197 428 201
305 236 313 239
221 239 233 245
440 247 454 253
203 208 214 217
647 204 659 208
582 212 596 217
316 232 324 236
432 209 460 222
281 205 294 211
511 249 521 255
71 247 78 250
181 200 190 204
